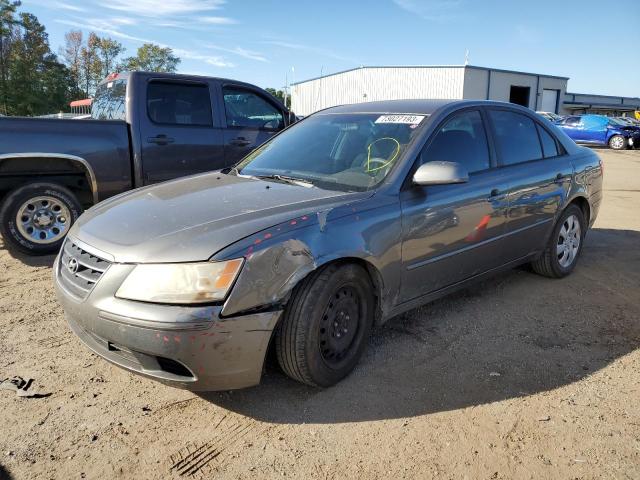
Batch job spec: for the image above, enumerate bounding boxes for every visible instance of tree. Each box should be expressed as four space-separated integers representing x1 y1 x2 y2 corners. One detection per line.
122 43 180 73
6 11 77 115
61 31 124 96
96 36 124 78
0 0 20 114
78 32 100 97
265 87 291 109
60 29 82 92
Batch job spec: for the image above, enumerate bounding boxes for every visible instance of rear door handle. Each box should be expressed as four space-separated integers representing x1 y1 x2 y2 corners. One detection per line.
230 137 251 147
487 188 506 201
147 135 175 145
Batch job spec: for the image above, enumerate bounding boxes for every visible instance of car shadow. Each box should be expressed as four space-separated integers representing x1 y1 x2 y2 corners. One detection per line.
199 228 640 424
0 464 14 480
0 236 56 268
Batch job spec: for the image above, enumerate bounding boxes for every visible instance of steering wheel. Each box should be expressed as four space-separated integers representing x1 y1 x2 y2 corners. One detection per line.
366 157 392 174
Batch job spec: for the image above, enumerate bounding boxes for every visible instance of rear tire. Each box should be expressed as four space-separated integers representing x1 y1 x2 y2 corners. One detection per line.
608 135 627 150
0 183 82 255
531 204 585 278
275 263 375 387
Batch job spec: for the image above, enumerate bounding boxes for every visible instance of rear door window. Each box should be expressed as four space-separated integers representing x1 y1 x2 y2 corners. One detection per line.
489 110 543 166
147 81 212 126
222 86 284 130
421 110 490 173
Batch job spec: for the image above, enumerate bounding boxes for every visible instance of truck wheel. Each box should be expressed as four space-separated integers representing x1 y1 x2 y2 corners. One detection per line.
0 183 82 255
275 263 375 388
608 135 627 150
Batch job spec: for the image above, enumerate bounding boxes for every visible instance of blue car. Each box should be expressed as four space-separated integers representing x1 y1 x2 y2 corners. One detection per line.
555 114 640 150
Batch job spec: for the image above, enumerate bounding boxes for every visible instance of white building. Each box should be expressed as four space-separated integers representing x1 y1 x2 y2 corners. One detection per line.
291 65 639 117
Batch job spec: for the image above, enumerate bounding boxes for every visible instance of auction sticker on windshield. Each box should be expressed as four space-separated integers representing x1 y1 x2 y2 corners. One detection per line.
375 114 425 125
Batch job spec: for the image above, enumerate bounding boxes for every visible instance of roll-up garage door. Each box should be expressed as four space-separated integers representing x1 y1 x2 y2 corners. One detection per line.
541 89 559 113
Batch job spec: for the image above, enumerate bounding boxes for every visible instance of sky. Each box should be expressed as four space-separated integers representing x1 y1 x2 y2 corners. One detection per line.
21 0 640 97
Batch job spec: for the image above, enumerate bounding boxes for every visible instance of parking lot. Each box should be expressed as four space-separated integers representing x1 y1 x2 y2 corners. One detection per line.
1 148 639 479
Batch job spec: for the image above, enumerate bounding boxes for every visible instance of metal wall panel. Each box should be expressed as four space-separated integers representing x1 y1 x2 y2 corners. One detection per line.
291 67 465 116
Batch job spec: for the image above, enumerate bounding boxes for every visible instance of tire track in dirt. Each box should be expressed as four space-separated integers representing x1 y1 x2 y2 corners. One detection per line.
167 412 277 478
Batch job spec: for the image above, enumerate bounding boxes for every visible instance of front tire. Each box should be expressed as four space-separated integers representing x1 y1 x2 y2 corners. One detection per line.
275 263 375 387
531 204 585 278
608 135 627 150
0 183 82 255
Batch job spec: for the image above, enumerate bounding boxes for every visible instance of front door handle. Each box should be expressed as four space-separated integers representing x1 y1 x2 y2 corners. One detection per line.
230 137 251 147
147 135 175 145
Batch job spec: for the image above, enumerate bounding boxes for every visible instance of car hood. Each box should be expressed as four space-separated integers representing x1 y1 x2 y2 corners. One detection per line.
70 172 367 263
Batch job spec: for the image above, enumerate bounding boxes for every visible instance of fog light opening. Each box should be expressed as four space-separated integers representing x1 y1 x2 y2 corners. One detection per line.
156 357 193 378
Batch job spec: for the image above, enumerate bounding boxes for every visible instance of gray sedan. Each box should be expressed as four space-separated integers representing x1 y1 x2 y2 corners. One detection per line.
54 100 603 391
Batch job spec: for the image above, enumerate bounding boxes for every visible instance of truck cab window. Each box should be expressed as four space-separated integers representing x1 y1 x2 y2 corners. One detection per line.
222 86 284 130
147 81 212 126
92 79 127 120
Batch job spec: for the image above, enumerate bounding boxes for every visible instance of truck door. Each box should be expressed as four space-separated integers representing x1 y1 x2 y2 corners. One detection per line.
220 84 286 165
139 79 225 184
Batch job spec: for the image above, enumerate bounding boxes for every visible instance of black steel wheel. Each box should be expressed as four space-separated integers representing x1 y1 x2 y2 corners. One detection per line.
275 263 375 387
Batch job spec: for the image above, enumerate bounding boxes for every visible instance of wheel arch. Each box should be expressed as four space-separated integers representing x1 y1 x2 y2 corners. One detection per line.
313 256 385 326
261 255 385 380
0 153 98 204
566 194 591 226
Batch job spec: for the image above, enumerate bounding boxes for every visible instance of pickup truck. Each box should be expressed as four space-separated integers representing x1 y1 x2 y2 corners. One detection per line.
0 71 294 255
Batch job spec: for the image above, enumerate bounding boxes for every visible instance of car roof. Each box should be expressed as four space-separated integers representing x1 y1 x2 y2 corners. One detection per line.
321 99 535 115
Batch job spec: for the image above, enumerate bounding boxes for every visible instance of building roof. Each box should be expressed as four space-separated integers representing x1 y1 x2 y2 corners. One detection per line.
292 64 570 85
70 98 92 107
321 99 525 115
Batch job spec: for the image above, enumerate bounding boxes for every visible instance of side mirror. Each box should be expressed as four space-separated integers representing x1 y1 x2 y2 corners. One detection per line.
412 161 469 186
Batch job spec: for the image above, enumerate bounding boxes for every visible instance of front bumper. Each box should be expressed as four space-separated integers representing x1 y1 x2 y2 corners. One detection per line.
54 251 281 391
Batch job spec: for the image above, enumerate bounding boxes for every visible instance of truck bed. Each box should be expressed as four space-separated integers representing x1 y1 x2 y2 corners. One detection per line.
0 116 132 201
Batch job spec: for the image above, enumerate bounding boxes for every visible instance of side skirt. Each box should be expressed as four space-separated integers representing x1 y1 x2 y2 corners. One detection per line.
383 253 538 322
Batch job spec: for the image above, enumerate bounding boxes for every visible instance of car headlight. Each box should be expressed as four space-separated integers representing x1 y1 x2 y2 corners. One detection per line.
115 259 244 304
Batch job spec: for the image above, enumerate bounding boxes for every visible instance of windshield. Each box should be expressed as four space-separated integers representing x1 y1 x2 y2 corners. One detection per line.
608 118 627 126
235 113 426 191
91 78 127 120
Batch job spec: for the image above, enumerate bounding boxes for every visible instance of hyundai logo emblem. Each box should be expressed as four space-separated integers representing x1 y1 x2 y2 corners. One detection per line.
67 257 79 274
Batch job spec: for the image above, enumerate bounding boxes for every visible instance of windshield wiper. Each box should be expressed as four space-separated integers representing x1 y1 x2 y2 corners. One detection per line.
254 174 316 188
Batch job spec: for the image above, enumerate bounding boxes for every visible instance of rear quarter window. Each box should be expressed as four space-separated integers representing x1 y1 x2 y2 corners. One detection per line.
536 124 560 158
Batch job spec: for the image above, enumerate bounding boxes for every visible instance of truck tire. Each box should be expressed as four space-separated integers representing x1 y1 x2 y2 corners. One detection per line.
275 263 375 388
0 182 82 255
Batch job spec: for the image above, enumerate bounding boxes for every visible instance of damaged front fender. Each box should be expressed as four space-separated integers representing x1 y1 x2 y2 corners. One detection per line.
221 238 316 316
216 194 403 319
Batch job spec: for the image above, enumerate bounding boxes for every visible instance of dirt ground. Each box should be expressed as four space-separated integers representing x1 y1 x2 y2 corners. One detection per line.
1 149 639 480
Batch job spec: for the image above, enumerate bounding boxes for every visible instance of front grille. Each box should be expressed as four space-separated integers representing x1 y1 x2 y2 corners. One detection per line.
59 240 111 299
